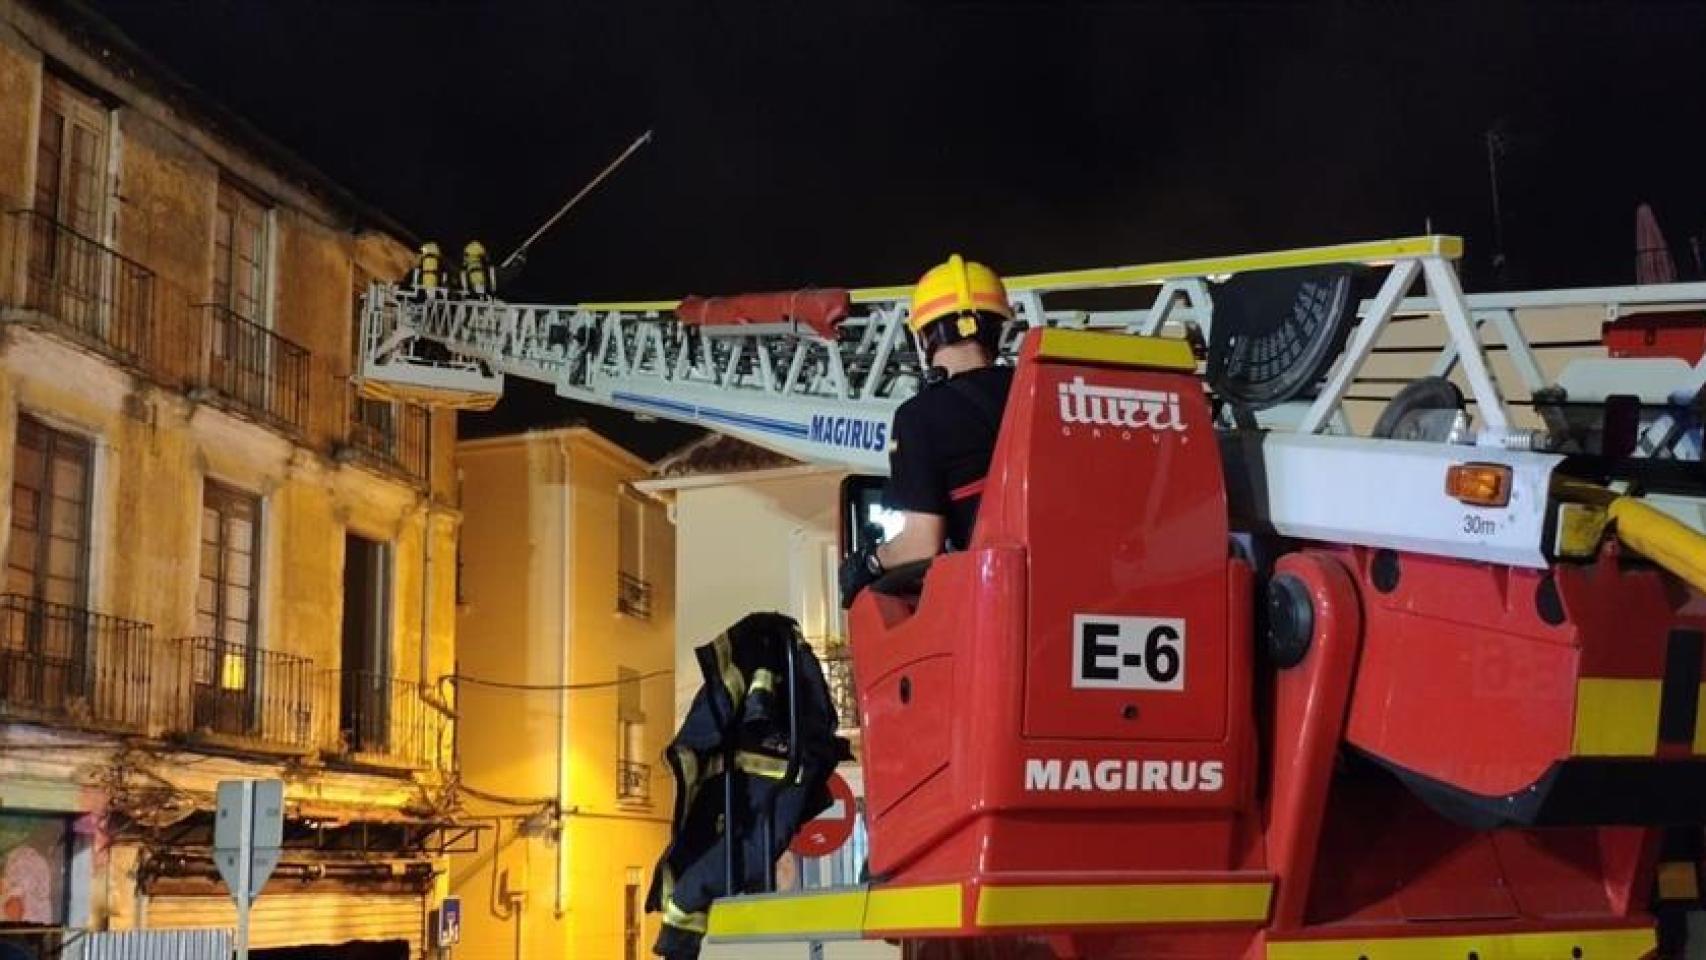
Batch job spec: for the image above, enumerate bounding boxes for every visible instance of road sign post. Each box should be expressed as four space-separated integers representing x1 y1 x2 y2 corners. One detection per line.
215 780 284 960
791 773 858 960
435 896 462 950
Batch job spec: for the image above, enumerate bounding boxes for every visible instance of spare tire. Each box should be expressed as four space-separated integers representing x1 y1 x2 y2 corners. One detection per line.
1208 265 1365 409
1373 376 1465 441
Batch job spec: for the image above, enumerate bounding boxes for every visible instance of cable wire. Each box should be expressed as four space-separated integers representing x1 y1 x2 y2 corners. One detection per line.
448 667 673 692
456 780 557 809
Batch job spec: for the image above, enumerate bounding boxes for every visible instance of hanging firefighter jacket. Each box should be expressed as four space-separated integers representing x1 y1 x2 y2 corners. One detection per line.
647 612 852 960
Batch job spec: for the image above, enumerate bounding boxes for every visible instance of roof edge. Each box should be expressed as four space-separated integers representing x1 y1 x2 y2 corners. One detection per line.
29 0 419 245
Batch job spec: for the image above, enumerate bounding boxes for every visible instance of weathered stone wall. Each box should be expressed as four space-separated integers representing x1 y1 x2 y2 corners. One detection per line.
0 0 460 944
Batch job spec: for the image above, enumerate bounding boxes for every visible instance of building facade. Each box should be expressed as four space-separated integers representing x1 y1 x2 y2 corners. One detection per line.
453 427 676 960
637 435 894 960
0 1 459 956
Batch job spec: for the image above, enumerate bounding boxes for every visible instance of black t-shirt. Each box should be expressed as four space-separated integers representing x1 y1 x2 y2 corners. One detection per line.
883 365 1014 551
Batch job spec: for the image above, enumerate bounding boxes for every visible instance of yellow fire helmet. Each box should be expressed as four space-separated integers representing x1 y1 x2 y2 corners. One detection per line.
464 240 487 259
909 253 1012 334
420 241 441 256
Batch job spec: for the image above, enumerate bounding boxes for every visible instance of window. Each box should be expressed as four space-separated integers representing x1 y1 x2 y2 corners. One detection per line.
349 270 394 432
30 76 110 329
6 416 93 608
208 181 274 417
197 481 261 648
348 270 400 450
212 180 270 322
616 489 651 619
4 418 95 716
34 77 108 238
191 481 262 735
340 533 393 753
616 667 648 803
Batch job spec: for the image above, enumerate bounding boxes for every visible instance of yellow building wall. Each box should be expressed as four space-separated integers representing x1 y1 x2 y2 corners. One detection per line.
454 429 674 960
0 0 459 677
0 19 40 212
0 2 460 945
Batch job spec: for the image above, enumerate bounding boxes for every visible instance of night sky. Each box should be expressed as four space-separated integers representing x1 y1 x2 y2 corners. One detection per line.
84 0 1706 455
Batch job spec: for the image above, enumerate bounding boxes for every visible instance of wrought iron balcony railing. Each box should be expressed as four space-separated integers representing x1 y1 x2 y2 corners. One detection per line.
4 209 155 367
617 758 651 804
329 670 442 770
344 384 431 485
617 571 653 620
0 593 155 733
168 637 316 753
184 304 311 434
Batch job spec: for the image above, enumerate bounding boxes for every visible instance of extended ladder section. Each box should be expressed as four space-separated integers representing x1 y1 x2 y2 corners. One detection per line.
358 234 1706 568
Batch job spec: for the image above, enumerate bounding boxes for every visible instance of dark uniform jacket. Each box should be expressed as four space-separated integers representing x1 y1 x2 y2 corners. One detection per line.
647 613 851 959
884 365 1014 550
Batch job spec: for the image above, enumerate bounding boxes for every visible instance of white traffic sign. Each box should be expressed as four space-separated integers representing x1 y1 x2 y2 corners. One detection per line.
215 779 285 960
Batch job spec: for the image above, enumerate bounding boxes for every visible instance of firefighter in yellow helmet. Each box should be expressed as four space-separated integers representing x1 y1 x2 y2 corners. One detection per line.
840 255 1014 605
407 241 443 295
460 240 495 298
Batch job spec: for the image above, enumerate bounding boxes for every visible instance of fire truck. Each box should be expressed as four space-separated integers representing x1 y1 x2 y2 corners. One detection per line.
361 235 1706 958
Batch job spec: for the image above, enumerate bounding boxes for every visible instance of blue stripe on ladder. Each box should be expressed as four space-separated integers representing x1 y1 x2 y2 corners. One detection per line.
611 391 811 440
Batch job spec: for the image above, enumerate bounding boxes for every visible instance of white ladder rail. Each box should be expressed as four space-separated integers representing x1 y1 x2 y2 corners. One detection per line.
359 236 1706 468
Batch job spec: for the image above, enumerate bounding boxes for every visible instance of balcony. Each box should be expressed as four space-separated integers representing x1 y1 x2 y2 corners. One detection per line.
3 209 155 367
822 643 859 731
329 670 442 769
179 304 311 434
617 571 653 620
342 385 431 485
0 593 155 734
168 637 316 754
617 758 651 804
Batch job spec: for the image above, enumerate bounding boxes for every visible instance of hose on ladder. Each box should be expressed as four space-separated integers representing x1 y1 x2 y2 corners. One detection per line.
1555 479 1706 594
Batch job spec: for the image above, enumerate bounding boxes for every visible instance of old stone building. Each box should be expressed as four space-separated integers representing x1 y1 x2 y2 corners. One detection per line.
0 1 459 956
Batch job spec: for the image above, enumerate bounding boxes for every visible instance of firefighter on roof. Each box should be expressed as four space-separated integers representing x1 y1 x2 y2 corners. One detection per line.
839 254 1014 605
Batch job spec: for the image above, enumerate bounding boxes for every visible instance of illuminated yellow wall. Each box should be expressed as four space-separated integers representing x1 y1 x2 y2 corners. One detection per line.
454 428 674 960
0 4 459 947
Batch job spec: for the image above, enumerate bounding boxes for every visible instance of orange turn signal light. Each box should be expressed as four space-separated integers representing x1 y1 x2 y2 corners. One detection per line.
1446 462 1512 508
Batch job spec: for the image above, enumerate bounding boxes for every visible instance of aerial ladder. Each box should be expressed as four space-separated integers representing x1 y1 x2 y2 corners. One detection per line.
363 236 1706 958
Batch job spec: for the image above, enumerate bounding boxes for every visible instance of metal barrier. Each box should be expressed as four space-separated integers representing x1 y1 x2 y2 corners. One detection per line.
617 758 652 803
330 670 441 769
61 927 233 960
169 637 316 752
0 593 155 733
724 630 802 896
346 384 431 485
3 209 155 367
192 304 311 433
